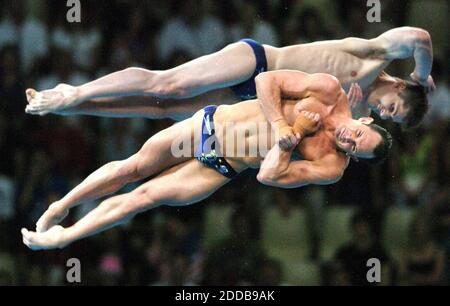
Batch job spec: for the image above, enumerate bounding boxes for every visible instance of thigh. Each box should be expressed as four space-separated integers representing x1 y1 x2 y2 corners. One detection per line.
71 88 238 121
136 159 231 208
134 115 201 178
165 42 257 94
162 88 239 121
69 96 168 119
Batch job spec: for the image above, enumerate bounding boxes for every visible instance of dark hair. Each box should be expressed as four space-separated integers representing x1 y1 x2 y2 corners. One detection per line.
400 81 428 130
364 123 393 164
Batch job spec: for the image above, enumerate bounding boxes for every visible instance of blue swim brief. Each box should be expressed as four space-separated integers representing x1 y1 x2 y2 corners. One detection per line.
195 105 238 179
230 38 268 100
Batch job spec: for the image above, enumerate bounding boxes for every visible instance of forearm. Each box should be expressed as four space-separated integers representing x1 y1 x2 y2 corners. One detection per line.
411 37 433 82
255 73 287 126
257 144 293 185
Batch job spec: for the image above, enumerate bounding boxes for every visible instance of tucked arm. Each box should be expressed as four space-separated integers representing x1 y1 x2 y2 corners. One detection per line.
257 144 344 189
255 70 341 126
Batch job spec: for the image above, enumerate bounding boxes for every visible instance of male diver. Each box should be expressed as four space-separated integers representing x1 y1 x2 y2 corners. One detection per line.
22 71 392 250
25 27 433 130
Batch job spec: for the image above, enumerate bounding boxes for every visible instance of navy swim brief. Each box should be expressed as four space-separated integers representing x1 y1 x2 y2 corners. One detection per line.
230 38 268 100
195 105 238 179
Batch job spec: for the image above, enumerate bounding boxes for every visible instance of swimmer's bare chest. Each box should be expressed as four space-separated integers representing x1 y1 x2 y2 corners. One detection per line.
248 110 342 169
267 41 389 90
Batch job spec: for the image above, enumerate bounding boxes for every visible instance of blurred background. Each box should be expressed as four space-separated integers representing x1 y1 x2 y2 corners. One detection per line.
0 0 449 286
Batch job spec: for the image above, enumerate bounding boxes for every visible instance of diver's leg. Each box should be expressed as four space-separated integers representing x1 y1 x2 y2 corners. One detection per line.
35 114 199 232
55 88 238 121
25 41 256 115
22 160 230 250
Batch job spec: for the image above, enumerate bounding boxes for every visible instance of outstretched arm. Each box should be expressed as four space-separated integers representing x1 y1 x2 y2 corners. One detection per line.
376 27 434 90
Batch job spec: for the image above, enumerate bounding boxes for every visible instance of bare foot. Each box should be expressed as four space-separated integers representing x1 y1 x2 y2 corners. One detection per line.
22 226 68 250
36 203 69 233
25 84 79 116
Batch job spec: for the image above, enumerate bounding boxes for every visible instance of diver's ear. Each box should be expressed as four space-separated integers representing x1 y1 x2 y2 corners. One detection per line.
346 152 359 163
358 117 374 125
393 78 407 90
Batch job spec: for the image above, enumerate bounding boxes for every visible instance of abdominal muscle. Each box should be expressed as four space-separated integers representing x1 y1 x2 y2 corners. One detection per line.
212 102 274 170
265 42 387 88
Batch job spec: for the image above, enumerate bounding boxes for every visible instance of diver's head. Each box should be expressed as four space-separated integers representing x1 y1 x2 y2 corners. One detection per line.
335 117 392 164
369 72 428 129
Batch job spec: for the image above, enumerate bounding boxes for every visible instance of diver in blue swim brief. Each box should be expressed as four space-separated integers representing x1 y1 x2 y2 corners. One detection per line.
22 71 392 251
28 27 432 130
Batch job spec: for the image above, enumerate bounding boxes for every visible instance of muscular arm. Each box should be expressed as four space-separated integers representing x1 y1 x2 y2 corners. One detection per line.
255 71 341 150
257 144 344 189
374 27 433 83
255 70 340 126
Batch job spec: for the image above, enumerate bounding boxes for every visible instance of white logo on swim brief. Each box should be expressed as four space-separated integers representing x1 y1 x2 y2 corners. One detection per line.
204 115 213 134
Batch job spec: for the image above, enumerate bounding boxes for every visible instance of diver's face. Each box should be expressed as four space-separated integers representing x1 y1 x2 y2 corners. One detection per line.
372 90 409 123
335 119 382 159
